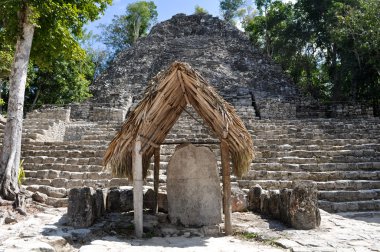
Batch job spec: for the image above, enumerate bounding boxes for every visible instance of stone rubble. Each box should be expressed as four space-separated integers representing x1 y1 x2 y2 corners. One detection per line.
248 181 321 229
0 204 379 251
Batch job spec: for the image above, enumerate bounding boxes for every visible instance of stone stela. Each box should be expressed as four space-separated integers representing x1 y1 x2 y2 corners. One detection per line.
167 144 222 226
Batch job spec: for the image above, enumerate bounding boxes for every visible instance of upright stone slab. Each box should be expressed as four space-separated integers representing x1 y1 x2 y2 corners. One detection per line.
167 144 222 226
67 187 105 228
289 181 321 230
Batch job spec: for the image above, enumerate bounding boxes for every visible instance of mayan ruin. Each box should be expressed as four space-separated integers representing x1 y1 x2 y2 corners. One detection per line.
0 1 379 251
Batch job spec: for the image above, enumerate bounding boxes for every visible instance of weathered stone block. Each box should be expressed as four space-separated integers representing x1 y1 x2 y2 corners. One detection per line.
158 191 168 213
279 188 292 225
143 188 155 211
247 184 262 212
67 187 104 228
260 190 270 214
289 181 321 230
32 191 48 203
231 187 247 212
268 190 280 219
106 187 133 212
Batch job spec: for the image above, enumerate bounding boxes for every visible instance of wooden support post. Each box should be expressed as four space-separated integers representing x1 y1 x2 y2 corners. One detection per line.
221 139 232 235
154 146 160 214
132 135 143 238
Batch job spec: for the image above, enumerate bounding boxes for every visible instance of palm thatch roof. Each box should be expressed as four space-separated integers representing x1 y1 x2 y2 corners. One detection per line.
104 61 254 179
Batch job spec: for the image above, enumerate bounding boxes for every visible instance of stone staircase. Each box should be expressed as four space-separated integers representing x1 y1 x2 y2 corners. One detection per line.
16 108 125 207
147 106 380 213
242 119 380 213
21 121 126 206
1 105 379 213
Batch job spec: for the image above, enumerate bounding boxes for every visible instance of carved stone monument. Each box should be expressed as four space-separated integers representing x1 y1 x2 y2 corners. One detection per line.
167 144 222 226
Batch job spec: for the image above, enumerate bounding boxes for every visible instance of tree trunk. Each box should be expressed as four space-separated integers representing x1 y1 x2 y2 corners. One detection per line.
0 80 3 113
0 4 35 200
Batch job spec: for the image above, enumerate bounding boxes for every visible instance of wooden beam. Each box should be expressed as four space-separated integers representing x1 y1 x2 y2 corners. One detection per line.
178 71 191 105
139 134 159 154
221 139 232 235
132 135 143 238
154 146 160 214
162 140 220 145
181 106 203 125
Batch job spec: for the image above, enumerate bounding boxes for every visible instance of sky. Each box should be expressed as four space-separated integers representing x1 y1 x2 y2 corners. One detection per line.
85 0 251 48
85 0 295 48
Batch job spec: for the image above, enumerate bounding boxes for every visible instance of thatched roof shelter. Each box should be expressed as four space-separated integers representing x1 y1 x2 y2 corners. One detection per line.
104 61 254 179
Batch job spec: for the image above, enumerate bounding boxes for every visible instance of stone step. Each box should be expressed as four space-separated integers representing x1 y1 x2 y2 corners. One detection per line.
22 140 110 150
252 138 379 146
23 177 129 189
24 184 68 198
254 149 379 159
319 189 380 202
318 199 380 213
81 135 115 141
22 144 108 152
252 155 378 164
24 169 112 180
254 143 380 152
24 163 104 172
23 156 103 166
22 150 105 159
336 210 380 219
251 162 380 171
237 179 380 191
243 170 380 181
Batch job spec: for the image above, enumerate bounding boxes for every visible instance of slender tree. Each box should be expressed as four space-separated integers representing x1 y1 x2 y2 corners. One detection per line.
98 1 157 56
0 0 111 200
220 0 246 24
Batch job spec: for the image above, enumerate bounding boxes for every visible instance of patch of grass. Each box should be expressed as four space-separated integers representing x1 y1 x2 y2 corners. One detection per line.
239 232 259 240
234 231 281 248
18 159 25 185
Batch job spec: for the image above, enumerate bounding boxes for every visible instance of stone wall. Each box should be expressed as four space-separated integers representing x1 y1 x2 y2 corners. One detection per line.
257 98 297 119
64 122 96 141
69 103 128 122
247 181 321 230
27 107 70 122
297 101 374 118
24 107 70 142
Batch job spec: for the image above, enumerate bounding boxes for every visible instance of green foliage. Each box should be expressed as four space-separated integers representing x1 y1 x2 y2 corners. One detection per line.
25 56 94 110
244 0 379 107
331 0 380 103
0 0 111 110
0 20 14 82
235 231 279 246
98 1 157 55
18 159 25 185
220 0 246 23
194 5 208 15
80 30 110 79
239 232 259 239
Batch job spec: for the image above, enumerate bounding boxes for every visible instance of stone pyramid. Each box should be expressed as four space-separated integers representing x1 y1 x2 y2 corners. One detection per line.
90 13 301 119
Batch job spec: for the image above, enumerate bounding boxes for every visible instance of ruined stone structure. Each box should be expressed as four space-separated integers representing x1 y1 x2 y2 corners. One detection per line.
90 13 300 120
0 14 378 216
